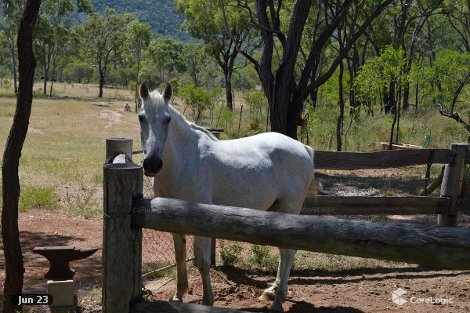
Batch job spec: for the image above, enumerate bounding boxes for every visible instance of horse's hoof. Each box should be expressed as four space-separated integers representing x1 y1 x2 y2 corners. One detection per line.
259 290 275 301
170 295 183 302
202 296 214 306
270 303 284 312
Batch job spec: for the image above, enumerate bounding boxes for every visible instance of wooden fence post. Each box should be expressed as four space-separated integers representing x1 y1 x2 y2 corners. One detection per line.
103 162 143 313
106 137 133 164
438 143 469 227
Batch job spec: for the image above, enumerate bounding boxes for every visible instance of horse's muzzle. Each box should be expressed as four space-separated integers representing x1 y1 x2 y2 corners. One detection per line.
143 157 163 176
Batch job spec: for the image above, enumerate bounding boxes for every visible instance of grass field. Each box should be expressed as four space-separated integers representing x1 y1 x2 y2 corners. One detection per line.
0 84 140 216
0 82 467 216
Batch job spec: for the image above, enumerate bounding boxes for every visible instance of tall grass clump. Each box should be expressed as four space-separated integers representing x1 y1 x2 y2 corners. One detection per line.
18 185 59 212
246 245 277 271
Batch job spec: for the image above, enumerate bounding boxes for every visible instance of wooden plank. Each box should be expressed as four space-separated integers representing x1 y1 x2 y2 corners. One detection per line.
438 143 469 226
315 149 455 170
132 301 250 313
102 163 143 313
302 196 450 215
380 142 422 150
132 197 470 270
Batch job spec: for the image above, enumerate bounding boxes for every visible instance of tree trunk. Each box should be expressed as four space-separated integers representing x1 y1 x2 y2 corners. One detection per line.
99 70 105 98
270 78 300 139
385 81 395 113
336 60 345 151
2 1 41 312
309 86 318 111
224 69 234 111
415 83 419 110
43 64 48 97
347 44 361 114
42 46 53 97
49 59 57 97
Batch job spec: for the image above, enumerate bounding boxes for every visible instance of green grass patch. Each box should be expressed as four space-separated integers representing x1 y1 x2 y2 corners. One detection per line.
19 185 59 212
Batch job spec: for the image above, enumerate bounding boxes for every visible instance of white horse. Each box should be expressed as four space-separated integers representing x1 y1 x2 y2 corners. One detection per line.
138 82 315 312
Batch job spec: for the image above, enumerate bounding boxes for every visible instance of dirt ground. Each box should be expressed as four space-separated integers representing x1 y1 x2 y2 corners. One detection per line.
1 170 470 312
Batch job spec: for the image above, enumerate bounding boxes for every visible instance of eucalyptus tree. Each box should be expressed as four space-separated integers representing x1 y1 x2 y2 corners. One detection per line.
78 7 134 97
364 0 445 112
419 49 470 142
222 0 395 139
0 0 25 94
176 0 257 110
34 0 93 96
444 0 470 53
146 37 187 85
183 42 210 87
126 20 151 111
355 46 408 146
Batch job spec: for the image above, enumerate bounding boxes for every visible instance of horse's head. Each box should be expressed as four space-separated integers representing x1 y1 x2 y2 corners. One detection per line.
139 82 172 177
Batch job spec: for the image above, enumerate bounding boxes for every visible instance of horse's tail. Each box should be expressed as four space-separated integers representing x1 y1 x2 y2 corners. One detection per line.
304 144 317 196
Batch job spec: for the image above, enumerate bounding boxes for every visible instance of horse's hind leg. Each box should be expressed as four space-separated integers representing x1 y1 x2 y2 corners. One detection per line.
194 235 214 305
272 248 296 312
261 195 303 311
259 248 295 311
171 233 188 302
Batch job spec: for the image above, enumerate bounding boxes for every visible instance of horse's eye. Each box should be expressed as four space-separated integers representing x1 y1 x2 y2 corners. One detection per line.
164 116 171 124
138 115 145 123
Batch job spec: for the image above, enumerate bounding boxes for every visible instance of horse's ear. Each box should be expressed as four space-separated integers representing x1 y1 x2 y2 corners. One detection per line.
163 82 172 102
140 82 149 100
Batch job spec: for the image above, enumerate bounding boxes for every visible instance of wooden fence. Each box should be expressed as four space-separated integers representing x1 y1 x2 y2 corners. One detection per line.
102 138 470 313
310 143 470 227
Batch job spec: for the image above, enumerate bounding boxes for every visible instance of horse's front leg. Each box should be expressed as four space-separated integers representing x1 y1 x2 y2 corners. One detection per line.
194 235 214 305
171 233 188 302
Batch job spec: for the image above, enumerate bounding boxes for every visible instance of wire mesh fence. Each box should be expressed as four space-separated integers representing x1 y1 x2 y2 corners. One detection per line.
141 175 195 275
142 230 195 275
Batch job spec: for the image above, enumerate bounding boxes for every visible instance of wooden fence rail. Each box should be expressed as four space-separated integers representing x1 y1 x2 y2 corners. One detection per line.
314 148 456 169
131 197 470 270
302 195 451 215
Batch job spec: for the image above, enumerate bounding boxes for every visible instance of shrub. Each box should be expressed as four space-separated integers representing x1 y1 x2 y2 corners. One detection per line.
247 245 277 271
219 240 243 266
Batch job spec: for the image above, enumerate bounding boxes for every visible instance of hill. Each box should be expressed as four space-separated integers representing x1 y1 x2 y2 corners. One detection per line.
91 0 189 40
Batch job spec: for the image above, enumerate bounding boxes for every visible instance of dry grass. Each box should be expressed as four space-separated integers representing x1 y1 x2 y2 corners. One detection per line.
35 81 133 100
0 93 141 215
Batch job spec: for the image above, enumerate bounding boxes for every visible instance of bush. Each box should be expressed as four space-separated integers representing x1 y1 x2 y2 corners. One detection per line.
247 245 277 271
63 62 94 84
219 240 243 266
178 83 215 123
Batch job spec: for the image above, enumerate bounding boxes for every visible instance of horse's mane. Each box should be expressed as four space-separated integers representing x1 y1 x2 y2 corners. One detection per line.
168 104 219 141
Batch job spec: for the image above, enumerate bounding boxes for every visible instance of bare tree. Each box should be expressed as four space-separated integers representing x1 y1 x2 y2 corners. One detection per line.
1 0 41 312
